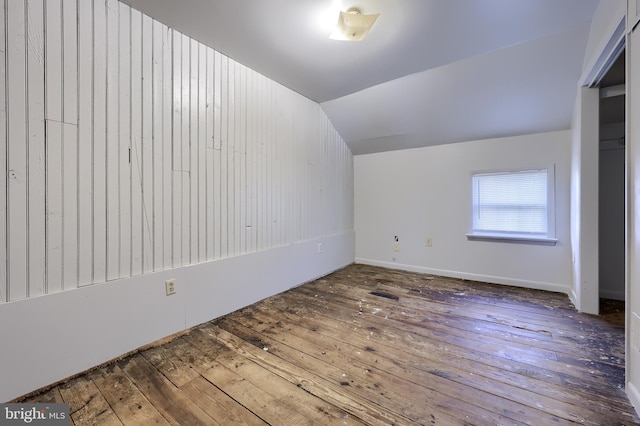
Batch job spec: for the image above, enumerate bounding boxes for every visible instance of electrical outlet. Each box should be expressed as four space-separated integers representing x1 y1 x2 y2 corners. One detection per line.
425 237 432 247
165 279 176 296
394 236 399 251
317 243 323 253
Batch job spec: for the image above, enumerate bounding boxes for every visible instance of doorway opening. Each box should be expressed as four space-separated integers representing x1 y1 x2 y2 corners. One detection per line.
598 49 625 323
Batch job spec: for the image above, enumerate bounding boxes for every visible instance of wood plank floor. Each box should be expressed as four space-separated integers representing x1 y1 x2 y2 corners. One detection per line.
18 264 640 425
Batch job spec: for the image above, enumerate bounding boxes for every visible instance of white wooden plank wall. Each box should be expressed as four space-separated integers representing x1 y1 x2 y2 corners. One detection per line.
0 0 5 302
117 2 131 278
92 0 107 284
106 0 119 281
26 0 45 299
77 0 92 286
130 7 142 276
141 14 153 273
62 0 78 290
0 0 353 303
45 0 63 295
7 0 30 301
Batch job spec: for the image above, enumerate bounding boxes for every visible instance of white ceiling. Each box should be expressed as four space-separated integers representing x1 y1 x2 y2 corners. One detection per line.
119 0 600 155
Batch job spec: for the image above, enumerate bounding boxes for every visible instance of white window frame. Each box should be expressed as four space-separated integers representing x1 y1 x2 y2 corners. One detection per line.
466 166 558 246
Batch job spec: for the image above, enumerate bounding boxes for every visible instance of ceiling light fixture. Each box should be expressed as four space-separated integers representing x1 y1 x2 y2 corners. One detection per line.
329 7 379 41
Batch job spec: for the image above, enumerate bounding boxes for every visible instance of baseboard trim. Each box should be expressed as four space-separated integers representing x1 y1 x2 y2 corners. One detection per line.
628 381 640 417
0 231 355 402
355 258 571 295
569 288 580 311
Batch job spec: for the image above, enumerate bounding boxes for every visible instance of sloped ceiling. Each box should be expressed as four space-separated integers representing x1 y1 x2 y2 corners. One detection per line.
119 0 600 155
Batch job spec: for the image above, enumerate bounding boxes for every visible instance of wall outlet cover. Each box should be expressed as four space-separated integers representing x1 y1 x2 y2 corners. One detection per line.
165 279 176 296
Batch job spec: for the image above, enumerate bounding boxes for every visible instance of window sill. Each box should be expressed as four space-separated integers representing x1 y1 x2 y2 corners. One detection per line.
466 233 558 246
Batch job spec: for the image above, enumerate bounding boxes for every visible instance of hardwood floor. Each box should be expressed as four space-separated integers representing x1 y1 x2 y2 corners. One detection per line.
19 264 640 425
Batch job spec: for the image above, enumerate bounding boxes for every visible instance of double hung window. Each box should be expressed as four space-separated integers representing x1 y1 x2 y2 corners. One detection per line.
467 168 557 245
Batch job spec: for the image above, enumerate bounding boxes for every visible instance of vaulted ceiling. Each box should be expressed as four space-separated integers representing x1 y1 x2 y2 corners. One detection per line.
119 0 600 154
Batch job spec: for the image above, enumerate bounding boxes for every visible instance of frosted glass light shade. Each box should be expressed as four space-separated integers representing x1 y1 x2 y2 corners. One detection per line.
329 7 379 41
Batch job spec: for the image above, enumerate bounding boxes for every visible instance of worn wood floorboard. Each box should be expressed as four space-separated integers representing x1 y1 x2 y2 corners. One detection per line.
17 264 640 425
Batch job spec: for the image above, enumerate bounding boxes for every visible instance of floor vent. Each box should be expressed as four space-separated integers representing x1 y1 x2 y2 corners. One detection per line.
369 291 399 301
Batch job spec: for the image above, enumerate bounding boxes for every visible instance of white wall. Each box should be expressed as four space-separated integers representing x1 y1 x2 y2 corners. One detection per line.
354 130 572 293
0 0 354 401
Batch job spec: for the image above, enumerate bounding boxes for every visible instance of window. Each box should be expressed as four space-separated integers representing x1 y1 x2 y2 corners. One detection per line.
467 169 557 245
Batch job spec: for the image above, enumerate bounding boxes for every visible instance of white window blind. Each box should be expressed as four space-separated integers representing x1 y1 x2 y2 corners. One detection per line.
472 169 548 235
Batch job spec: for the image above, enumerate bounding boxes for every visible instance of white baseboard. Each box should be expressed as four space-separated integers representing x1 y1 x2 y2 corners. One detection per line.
569 288 580 311
0 231 354 402
628 381 640 418
355 258 571 295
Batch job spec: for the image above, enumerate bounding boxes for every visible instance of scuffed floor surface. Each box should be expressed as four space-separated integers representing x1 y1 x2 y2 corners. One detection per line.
19 264 640 425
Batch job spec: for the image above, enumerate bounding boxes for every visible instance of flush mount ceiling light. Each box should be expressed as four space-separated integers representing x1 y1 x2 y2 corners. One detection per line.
329 7 379 41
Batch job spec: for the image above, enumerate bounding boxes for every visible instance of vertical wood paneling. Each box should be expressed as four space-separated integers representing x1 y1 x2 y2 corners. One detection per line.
276 86 286 247
308 105 316 238
77 0 93 286
60 121 77 289
303 103 311 238
252 73 260 252
264 75 272 249
251 80 259 245
62 0 77 125
226 59 235 257
246 68 255 253
141 14 153 273
92 0 107 284
27 0 46 298
197 42 206 263
130 8 142 275
45 0 62 123
251 68 258 252
279 86 287 246
0 4 355 303
189 38 198 263
317 114 325 236
151 19 164 271
296 94 303 239
45 119 62 293
260 76 267 249
118 2 131 278
171 30 182 267
161 24 171 268
293 95 301 241
62 0 78 290
106 0 119 281
291 95 299 242
271 84 278 248
181 33 189 264
282 86 290 246
45 0 63 294
0 0 6 302
237 63 245 255
7 0 27 301
215 51 225 259
264 77 272 250
205 47 214 260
